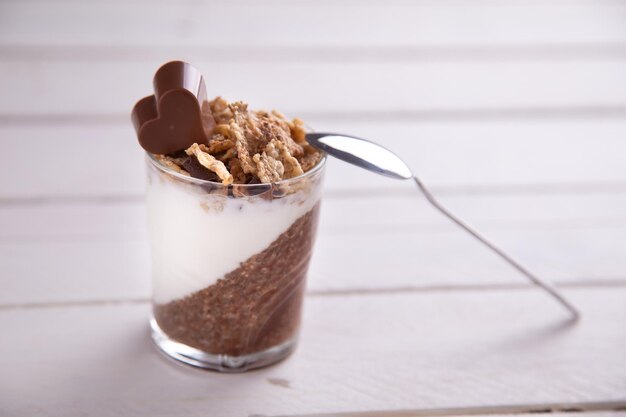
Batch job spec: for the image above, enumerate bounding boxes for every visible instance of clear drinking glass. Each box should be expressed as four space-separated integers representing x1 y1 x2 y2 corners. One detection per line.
145 153 326 372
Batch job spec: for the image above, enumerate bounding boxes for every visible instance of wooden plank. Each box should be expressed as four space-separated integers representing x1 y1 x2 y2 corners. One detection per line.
1 225 622 304
3 193 626 241
0 288 624 416
1 194 625 305
1 1 625 48
2 119 626 199
2 60 626 116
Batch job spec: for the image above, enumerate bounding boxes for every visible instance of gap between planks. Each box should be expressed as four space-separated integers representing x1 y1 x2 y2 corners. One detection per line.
271 401 626 417
2 106 626 126
2 181 626 208
5 0 626 5
2 279 625 311
2 44 626 62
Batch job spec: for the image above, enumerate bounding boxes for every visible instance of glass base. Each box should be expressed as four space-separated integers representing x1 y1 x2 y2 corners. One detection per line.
150 317 297 372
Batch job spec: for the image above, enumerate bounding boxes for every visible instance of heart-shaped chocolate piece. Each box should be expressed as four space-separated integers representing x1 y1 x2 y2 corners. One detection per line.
131 61 216 155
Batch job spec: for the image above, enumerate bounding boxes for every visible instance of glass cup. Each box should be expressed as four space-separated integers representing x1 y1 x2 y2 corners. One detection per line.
145 153 326 372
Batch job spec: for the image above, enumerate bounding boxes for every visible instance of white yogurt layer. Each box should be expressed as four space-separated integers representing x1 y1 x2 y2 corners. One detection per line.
147 171 321 304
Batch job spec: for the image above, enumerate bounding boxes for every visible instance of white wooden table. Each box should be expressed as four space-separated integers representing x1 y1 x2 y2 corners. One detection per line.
1 1 625 416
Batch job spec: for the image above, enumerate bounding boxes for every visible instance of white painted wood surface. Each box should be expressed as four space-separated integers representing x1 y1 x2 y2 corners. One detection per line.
2 1 626 47
3 60 626 116
3 119 626 198
1 289 625 417
1 0 625 416
1 193 625 306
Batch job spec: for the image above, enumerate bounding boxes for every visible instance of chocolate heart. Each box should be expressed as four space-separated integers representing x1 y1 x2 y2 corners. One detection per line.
131 61 216 155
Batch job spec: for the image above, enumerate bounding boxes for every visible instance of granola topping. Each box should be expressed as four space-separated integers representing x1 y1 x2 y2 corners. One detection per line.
153 97 322 185
185 143 234 185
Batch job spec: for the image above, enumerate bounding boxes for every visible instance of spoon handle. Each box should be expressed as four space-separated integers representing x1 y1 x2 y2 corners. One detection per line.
413 175 580 320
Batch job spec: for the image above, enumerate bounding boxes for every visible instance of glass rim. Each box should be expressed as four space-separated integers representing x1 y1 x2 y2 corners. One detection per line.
146 151 327 188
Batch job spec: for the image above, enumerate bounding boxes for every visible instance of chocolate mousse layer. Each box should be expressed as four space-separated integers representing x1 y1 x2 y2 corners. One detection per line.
154 204 320 356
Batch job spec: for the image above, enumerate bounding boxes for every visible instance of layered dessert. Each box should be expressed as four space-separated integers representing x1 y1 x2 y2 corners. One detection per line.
132 61 325 370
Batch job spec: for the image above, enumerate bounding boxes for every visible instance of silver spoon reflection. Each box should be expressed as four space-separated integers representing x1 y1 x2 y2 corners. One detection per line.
306 132 580 320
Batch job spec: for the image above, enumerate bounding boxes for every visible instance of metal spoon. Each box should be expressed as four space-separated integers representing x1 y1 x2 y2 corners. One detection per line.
306 132 580 320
